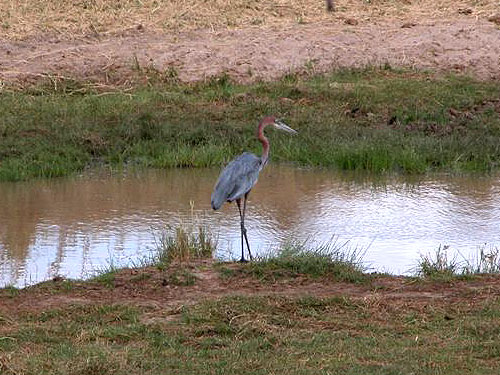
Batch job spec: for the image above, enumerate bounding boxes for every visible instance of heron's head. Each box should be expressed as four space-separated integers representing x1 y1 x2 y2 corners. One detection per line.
273 119 297 134
261 116 297 134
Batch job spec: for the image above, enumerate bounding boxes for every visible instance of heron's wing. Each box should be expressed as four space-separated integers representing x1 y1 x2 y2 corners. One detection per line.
211 153 262 210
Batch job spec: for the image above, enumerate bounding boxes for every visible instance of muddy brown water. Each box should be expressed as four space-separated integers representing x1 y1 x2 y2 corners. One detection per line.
1 165 499 288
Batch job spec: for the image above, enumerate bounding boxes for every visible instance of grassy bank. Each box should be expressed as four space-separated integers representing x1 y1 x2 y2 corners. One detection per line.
1 258 500 373
1 68 500 181
2 230 500 374
1 292 500 374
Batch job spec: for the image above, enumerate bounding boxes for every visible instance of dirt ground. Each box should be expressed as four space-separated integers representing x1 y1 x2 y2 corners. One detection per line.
2 260 500 318
1 1 500 87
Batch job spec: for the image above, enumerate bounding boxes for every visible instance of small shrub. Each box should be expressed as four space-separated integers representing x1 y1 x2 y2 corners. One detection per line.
415 245 459 280
154 225 216 266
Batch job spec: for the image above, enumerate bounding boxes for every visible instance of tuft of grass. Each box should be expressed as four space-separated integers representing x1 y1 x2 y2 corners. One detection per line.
167 269 198 286
415 245 459 281
233 239 368 283
415 245 500 281
463 245 500 275
1 285 20 297
90 266 119 288
59 280 76 292
154 225 216 267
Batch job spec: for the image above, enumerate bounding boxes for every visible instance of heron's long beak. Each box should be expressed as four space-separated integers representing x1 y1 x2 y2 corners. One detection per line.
274 120 298 134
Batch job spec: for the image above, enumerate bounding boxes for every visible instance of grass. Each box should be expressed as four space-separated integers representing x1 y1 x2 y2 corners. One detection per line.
1 285 20 298
3 0 497 39
87 226 368 290
167 269 198 286
82 225 215 288
1 68 500 181
415 245 500 281
464 245 500 275
415 245 460 281
152 225 367 283
90 267 119 288
153 226 216 267
1 294 500 374
2 228 500 373
220 239 368 283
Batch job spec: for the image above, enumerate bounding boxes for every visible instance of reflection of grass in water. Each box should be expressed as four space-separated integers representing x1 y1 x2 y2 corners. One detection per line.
2 68 500 181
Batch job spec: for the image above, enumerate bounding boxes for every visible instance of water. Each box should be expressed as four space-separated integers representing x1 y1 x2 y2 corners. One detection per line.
1 166 499 287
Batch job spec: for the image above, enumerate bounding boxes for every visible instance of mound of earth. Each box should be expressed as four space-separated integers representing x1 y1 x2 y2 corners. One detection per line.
2 261 500 316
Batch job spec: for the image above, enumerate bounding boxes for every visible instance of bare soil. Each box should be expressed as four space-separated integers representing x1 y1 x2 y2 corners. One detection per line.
2 261 500 319
1 1 500 87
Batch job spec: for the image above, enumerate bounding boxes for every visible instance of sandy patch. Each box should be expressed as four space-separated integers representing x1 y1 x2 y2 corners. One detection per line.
1 18 500 88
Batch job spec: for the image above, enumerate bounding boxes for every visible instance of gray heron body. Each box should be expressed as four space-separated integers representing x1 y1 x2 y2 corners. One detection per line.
211 116 297 262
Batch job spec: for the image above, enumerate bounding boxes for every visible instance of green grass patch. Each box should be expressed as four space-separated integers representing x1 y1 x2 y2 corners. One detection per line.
89 266 120 288
167 268 198 286
1 68 500 181
1 285 20 297
2 295 500 374
223 239 367 283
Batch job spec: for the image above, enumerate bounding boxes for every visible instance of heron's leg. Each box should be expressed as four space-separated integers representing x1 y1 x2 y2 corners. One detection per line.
242 193 253 260
236 198 247 262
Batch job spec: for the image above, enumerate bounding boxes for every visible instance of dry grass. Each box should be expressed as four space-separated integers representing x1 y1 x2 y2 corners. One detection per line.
1 0 499 39
155 226 216 265
2 267 500 374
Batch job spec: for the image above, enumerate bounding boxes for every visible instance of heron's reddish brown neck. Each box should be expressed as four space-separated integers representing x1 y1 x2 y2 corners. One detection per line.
257 118 272 163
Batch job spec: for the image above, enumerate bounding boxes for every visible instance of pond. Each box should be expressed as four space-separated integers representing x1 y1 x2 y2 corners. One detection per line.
1 165 499 287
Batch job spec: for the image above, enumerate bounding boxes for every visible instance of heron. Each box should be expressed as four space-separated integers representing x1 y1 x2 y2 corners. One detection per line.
211 116 297 262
